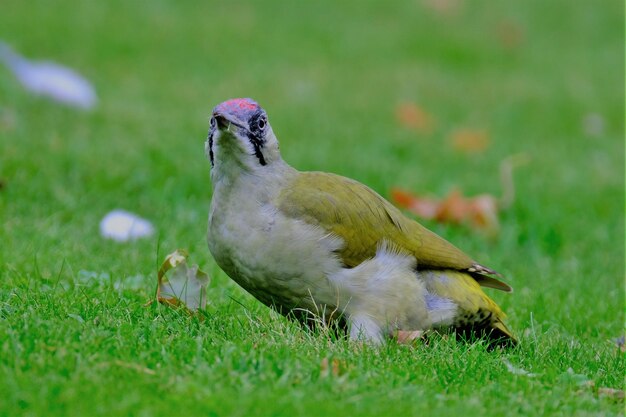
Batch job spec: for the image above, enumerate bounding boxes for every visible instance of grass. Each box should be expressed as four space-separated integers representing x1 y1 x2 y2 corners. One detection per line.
0 0 624 416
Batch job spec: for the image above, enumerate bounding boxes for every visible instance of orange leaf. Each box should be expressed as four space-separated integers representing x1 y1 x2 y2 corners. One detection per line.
320 357 348 378
422 0 464 16
396 102 436 134
467 194 499 230
391 188 440 219
396 330 425 344
391 187 500 233
496 20 525 49
450 129 490 153
434 189 467 224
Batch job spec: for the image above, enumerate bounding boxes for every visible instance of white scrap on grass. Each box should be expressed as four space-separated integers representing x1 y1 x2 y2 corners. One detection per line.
100 209 154 242
582 113 605 137
503 359 537 377
0 41 97 109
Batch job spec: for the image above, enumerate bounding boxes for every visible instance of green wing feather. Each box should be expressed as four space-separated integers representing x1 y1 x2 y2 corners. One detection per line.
277 172 484 272
277 171 516 344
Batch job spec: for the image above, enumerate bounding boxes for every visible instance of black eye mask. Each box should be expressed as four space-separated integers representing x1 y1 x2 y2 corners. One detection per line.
247 111 268 166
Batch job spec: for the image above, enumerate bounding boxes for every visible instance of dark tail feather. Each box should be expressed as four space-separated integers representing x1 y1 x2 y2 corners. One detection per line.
471 274 513 293
455 318 518 349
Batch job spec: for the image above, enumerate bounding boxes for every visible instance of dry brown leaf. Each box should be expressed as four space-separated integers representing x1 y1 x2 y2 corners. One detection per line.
320 357 343 378
391 188 440 219
152 249 210 313
495 20 525 49
395 330 425 345
112 360 157 375
390 154 528 234
435 190 499 233
449 128 490 153
396 102 436 135
575 381 625 401
391 188 499 233
598 387 625 401
422 0 464 16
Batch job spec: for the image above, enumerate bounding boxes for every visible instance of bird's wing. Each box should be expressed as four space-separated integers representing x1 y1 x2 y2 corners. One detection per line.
277 172 511 291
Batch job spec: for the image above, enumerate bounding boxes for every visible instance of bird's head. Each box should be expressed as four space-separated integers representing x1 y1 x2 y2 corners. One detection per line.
205 98 281 176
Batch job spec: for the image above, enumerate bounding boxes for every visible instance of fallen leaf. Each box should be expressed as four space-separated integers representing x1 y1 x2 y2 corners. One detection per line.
574 377 625 402
396 102 436 134
390 154 529 233
100 209 154 242
495 20 525 49
391 187 499 233
422 0 464 16
449 128 490 153
320 357 348 378
391 189 440 219
0 178 5 190
597 387 625 401
0 41 97 110
395 330 425 344
155 249 210 312
435 189 499 232
96 360 157 375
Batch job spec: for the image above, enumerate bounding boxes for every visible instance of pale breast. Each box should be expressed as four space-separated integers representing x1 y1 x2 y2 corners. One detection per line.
208 197 345 313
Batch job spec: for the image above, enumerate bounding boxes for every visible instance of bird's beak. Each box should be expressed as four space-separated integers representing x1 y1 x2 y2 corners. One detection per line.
213 112 246 132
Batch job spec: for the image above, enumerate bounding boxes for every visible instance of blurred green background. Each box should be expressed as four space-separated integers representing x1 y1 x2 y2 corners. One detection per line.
0 1 624 416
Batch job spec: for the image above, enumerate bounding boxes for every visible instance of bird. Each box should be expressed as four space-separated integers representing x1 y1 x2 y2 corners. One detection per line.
205 98 516 347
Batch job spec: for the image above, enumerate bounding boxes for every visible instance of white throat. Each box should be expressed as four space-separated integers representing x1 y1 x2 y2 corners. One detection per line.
208 128 286 185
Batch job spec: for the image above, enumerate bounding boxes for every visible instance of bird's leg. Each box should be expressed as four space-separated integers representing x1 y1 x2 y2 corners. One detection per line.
348 313 385 345
330 245 432 346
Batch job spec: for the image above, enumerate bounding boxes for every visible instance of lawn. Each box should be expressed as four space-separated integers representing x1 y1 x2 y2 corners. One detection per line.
0 1 624 416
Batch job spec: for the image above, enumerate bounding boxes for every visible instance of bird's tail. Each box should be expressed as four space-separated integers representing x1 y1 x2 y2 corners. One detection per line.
490 317 518 346
455 315 518 348
422 270 517 347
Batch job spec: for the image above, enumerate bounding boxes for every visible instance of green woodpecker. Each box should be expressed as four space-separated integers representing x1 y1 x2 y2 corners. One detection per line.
206 98 516 346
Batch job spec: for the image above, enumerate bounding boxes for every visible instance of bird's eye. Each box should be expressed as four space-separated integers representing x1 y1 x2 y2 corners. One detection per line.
210 117 216 128
258 117 266 130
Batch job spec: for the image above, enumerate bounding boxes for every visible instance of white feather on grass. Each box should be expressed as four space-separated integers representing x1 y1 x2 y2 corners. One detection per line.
99 210 154 242
0 41 97 109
